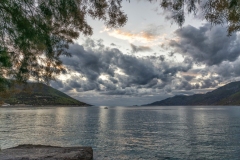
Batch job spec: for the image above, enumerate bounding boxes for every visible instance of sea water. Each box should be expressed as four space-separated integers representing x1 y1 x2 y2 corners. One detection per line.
1 106 240 159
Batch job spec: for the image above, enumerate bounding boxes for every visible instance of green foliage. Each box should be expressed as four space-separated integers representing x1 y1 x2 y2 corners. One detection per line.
4 83 90 106
219 91 240 105
0 0 127 87
157 0 240 35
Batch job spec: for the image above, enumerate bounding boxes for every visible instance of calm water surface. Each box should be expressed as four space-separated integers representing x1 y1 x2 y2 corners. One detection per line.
1 106 240 159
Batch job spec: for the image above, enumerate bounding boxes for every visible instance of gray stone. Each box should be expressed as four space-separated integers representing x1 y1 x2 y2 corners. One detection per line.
0 144 93 160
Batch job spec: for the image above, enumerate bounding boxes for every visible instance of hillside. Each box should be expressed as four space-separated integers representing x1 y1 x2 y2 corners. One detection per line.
2 83 90 106
145 81 240 106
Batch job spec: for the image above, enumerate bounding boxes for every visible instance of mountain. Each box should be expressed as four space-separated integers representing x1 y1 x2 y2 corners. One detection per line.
144 81 240 106
3 83 90 106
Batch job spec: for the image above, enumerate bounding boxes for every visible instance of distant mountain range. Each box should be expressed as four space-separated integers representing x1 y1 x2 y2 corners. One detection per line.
144 81 240 106
3 83 90 106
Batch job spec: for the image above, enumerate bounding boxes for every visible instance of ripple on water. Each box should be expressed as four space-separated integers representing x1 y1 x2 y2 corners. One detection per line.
1 106 240 159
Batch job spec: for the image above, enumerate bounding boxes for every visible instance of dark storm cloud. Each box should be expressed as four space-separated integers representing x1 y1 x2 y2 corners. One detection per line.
57 38 194 95
130 44 152 53
174 80 198 90
212 58 240 78
179 56 240 90
199 78 221 88
169 77 201 91
168 23 240 65
198 57 240 86
55 35 240 99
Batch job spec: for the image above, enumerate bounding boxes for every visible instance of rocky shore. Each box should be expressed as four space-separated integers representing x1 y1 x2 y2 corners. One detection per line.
0 144 93 160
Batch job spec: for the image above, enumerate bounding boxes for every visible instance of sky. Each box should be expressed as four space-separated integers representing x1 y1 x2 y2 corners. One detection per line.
51 1 240 106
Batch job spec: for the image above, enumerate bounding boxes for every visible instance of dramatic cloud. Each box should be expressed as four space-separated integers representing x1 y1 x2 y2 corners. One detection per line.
50 24 240 106
167 24 240 66
55 38 194 98
130 44 152 53
202 57 240 85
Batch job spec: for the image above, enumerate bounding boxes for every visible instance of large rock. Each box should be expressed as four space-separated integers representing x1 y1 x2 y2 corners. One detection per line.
0 144 93 160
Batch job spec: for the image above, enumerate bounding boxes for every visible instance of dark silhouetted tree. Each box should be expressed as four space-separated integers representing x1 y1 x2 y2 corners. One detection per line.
0 0 127 92
158 0 240 34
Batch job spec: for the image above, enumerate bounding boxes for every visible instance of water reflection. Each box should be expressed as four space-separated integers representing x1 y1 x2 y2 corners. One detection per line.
1 106 240 159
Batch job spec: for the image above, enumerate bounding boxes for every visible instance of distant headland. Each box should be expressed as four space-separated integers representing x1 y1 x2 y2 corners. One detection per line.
0 83 91 107
144 81 240 106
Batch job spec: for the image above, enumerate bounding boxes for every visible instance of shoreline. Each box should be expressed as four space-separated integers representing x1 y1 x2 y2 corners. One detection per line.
0 105 92 108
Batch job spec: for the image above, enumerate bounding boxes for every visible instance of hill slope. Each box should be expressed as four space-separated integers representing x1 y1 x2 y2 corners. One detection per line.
3 83 90 106
145 81 240 106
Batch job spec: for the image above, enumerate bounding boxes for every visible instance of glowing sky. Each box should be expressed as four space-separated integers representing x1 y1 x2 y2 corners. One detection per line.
51 1 240 106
